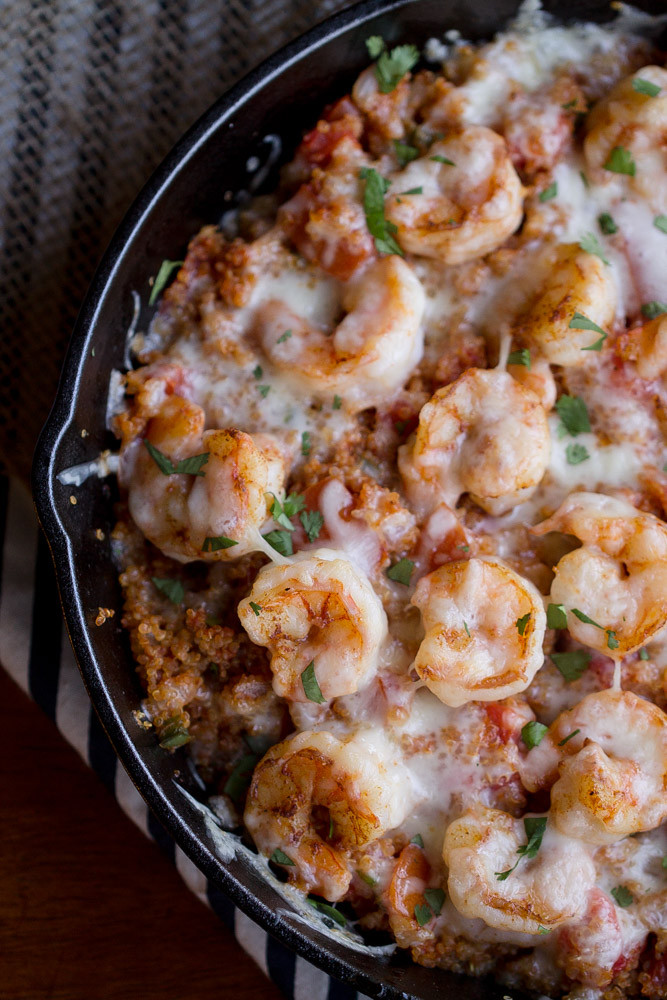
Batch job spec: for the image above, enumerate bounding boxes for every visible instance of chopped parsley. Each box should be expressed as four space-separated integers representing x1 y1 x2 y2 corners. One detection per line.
611 885 634 908
307 898 346 926
149 259 183 306
202 535 238 552
301 660 326 704
639 648 649 661
547 603 568 630
414 903 433 927
430 154 456 165
277 328 292 343
394 139 419 167
632 77 661 97
143 440 209 476
579 170 590 188
558 728 581 747
301 431 311 457
579 232 610 266
598 212 618 235
607 630 619 650
373 42 419 93
641 301 667 319
463 620 471 638
224 752 259 802
270 848 295 866
423 887 445 916
516 613 531 636
151 576 185 605
521 720 548 749
365 35 384 58
258 384 271 398
551 649 591 681
604 146 636 176
253 364 263 380
507 347 531 369
249 601 262 616
400 186 423 195
333 394 342 410
496 816 547 880
571 609 617 649
411 833 424 848
262 529 294 556
387 557 414 586
566 442 590 465
359 167 402 256
300 509 324 543
358 870 377 886
539 182 558 202
654 215 667 235
158 716 191 749
555 394 591 436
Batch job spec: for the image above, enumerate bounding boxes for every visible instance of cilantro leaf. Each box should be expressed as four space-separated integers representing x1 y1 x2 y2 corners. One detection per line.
516 613 531 636
604 146 636 176
175 452 209 476
641 301 667 319
270 848 295 866
547 603 568 629
579 232 610 266
300 509 324 543
253 364 263 380
496 817 547 879
301 660 326 704
387 557 414 586
394 140 419 167
539 182 558 202
654 215 667 234
360 167 403 256
430 154 456 165
258 384 271 398
423 888 445 916
223 752 259 802
632 77 661 97
400 186 423 195
558 728 581 746
566 442 590 465
282 493 306 518
555 394 591 436
202 535 238 552
521 720 548 749
569 311 607 339
598 212 618 235
508 347 531 368
365 35 385 59
357 870 377 886
267 493 298 531
333 394 342 410
552 649 591 681
463 620 471 638
374 43 419 94
639 648 649 661
414 903 433 926
572 608 602 628
151 577 184 605
607 629 619 650
143 439 176 475
611 885 634 908
262 529 294 556
411 834 424 848
149 259 183 306
277 328 292 344
249 601 262 616
158 716 191 749
307 898 346 926
301 431 311 457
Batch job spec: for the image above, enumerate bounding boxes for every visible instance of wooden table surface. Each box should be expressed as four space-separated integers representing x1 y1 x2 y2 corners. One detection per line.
1 668 285 1000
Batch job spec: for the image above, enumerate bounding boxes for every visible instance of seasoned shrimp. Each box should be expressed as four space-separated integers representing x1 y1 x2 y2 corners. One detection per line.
122 395 286 562
632 313 667 380
254 255 425 411
238 550 388 702
534 491 667 655
385 127 524 264
411 558 547 707
511 243 617 367
443 807 595 934
521 689 667 845
244 729 412 900
584 66 667 209
507 356 557 410
399 368 550 516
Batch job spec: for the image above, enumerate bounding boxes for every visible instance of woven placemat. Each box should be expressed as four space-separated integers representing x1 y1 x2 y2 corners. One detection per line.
0 0 351 481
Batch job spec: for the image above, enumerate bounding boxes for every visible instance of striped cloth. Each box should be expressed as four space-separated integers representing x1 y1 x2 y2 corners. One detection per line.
0 473 373 998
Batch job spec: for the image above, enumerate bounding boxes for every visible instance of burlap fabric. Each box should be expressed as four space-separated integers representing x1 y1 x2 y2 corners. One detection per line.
0 0 352 482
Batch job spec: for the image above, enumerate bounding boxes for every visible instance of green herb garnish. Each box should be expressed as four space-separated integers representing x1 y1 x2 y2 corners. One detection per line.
604 146 636 176
149 259 183 306
151 577 185 605
202 535 238 552
632 77 661 97
521 720 548 749
143 440 209 476
270 848 295 866
387 557 415 586
333 394 342 410
558 728 581 747
249 601 262 616
552 649 591 681
598 213 618 235
301 660 326 704
300 509 324 543
277 328 292 344
579 232 610 266
495 817 547 880
539 182 558 202
516 613 531 636
159 716 191 749
359 167 402 256
508 347 531 368
394 140 419 167
566 442 590 465
262 529 294 556
654 215 667 234
641 301 667 319
547 603 568 630
430 154 456 165
611 885 634 908
301 431 311 457
555 394 591 435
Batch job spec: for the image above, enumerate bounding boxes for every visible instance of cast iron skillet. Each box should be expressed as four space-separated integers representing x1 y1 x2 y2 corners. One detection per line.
33 1 665 996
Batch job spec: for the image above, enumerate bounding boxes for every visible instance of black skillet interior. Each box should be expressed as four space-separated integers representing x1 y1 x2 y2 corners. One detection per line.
32 0 665 997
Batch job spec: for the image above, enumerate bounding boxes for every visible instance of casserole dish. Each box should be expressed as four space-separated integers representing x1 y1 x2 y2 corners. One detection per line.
32 1 666 997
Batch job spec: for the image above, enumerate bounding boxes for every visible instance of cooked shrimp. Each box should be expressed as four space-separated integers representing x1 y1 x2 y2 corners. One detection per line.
534 491 667 656
244 729 412 900
384 127 525 264
383 843 433 948
238 549 388 702
511 243 617 367
443 807 595 934
632 314 667 380
122 395 286 562
584 66 667 209
411 558 547 707
508 356 557 410
399 368 550 516
254 255 425 411
521 689 667 845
